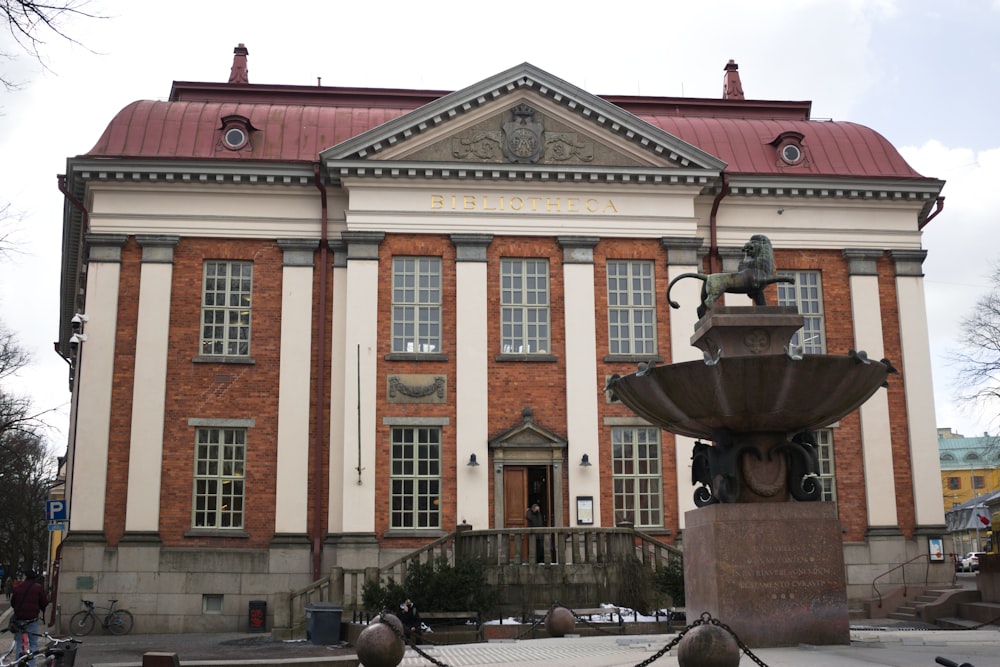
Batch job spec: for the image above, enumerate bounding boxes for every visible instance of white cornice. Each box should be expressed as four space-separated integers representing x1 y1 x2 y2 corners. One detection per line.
320 62 728 172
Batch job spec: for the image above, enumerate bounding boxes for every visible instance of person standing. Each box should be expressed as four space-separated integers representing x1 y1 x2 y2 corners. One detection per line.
11 570 48 666
525 502 546 563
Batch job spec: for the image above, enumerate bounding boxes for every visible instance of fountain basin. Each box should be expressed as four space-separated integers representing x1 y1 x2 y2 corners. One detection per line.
609 354 890 441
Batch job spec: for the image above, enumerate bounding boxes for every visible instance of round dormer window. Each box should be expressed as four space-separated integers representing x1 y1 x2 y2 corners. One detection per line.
781 143 802 164
223 127 248 150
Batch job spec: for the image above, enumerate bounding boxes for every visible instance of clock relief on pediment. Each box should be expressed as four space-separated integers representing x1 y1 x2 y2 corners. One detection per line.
451 104 594 164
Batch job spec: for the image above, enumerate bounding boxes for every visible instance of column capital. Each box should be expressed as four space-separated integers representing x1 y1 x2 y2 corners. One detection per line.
85 233 128 263
842 249 883 276
888 249 928 277
557 236 600 264
277 238 320 267
661 237 704 266
450 233 493 262
341 231 385 260
136 235 180 263
718 245 745 272
328 239 347 268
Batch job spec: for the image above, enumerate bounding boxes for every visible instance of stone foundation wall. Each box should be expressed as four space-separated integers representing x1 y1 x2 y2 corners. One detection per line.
55 538 312 634
842 533 954 612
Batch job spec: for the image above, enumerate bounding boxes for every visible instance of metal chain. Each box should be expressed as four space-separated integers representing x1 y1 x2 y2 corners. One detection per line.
376 612 451 667
565 604 626 636
631 612 770 667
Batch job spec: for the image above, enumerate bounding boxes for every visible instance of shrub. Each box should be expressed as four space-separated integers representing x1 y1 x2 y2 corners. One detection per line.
651 555 685 608
363 556 498 615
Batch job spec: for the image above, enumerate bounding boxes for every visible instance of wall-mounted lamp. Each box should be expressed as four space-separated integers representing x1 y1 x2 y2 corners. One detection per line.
580 454 592 467
467 453 480 467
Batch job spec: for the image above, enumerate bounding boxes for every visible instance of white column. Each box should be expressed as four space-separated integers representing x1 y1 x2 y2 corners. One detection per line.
890 249 947 529
69 234 126 533
327 242 348 533
844 250 899 530
559 237 602 526
274 239 319 535
337 232 383 534
452 234 492 529
124 236 177 533
664 238 704 529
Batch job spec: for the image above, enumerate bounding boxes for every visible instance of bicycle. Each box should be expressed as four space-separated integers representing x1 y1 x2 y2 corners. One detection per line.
68 599 134 636
2 629 81 667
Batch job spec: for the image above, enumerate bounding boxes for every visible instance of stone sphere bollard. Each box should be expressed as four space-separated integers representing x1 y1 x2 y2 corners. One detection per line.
676 622 740 667
544 606 575 637
356 614 405 667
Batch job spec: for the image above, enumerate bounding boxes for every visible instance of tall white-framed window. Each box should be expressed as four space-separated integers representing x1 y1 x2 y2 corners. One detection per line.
392 257 442 354
815 429 836 502
777 271 825 354
607 260 656 355
501 258 550 354
201 260 253 357
611 425 663 527
193 427 246 529
390 426 442 529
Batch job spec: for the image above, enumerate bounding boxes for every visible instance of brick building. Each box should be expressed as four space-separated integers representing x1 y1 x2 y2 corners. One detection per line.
55 47 949 631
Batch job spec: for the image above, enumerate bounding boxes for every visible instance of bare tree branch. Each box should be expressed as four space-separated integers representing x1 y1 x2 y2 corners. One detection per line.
1 0 106 90
952 264 1000 427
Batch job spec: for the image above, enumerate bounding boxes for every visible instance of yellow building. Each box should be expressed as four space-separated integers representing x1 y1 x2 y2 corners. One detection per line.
938 428 1000 512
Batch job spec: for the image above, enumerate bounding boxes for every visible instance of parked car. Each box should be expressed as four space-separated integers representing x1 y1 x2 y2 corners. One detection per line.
961 551 985 572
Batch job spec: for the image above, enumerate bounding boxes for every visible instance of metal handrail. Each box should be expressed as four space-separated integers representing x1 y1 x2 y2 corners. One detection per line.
871 553 930 608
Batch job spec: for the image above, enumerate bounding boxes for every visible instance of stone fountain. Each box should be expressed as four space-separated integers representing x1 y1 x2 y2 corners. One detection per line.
607 236 895 647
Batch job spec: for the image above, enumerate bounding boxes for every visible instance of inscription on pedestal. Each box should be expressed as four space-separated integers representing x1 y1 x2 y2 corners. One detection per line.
684 503 849 648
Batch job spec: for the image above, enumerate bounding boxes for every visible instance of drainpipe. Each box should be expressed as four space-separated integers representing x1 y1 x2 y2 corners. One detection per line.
919 196 945 230
708 172 729 273
312 163 330 582
57 174 89 232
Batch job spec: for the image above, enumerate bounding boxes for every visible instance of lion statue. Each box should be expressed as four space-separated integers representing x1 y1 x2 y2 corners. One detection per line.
667 234 794 318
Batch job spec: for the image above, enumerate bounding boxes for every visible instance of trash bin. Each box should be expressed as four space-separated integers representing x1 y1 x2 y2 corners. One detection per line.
305 602 343 645
248 600 267 632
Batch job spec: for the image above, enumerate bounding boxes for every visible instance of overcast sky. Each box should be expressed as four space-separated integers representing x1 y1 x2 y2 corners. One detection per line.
1 0 997 452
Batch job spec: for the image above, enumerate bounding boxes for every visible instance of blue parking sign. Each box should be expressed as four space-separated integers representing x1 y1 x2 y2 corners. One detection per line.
46 500 67 522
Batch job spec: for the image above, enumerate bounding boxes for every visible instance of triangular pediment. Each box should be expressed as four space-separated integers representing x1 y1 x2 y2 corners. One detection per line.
489 407 567 450
322 63 725 185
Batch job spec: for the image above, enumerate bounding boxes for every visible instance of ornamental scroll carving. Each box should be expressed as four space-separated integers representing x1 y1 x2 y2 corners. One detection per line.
387 375 447 404
451 104 594 164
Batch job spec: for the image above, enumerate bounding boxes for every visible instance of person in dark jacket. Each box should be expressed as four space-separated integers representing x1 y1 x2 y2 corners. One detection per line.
525 502 546 563
397 598 421 642
11 570 48 665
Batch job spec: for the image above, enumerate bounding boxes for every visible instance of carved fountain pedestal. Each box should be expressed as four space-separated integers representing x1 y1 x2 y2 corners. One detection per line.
610 306 893 647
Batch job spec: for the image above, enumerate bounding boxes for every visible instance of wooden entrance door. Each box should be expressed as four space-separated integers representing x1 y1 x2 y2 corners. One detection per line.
503 466 528 562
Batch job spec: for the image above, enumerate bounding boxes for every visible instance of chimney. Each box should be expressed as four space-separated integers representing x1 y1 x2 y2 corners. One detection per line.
723 59 744 100
228 43 249 84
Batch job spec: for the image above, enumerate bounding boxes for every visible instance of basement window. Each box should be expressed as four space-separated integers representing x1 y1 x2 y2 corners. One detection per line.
203 594 223 614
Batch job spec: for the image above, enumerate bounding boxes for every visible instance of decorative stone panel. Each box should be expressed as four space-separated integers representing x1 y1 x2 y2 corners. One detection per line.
386 374 447 404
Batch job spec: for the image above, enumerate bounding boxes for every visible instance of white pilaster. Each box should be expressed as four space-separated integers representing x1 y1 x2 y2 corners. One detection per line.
69 234 125 532
844 250 898 529
559 237 602 526
274 240 318 535
124 236 177 533
328 243 348 533
338 232 383 533
890 250 946 528
664 238 704 529
452 235 491 529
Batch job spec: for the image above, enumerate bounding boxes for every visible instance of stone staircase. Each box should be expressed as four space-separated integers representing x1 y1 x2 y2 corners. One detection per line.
888 588 956 622
886 587 1000 628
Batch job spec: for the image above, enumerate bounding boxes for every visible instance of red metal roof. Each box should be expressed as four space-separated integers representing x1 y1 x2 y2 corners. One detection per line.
84 71 922 180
